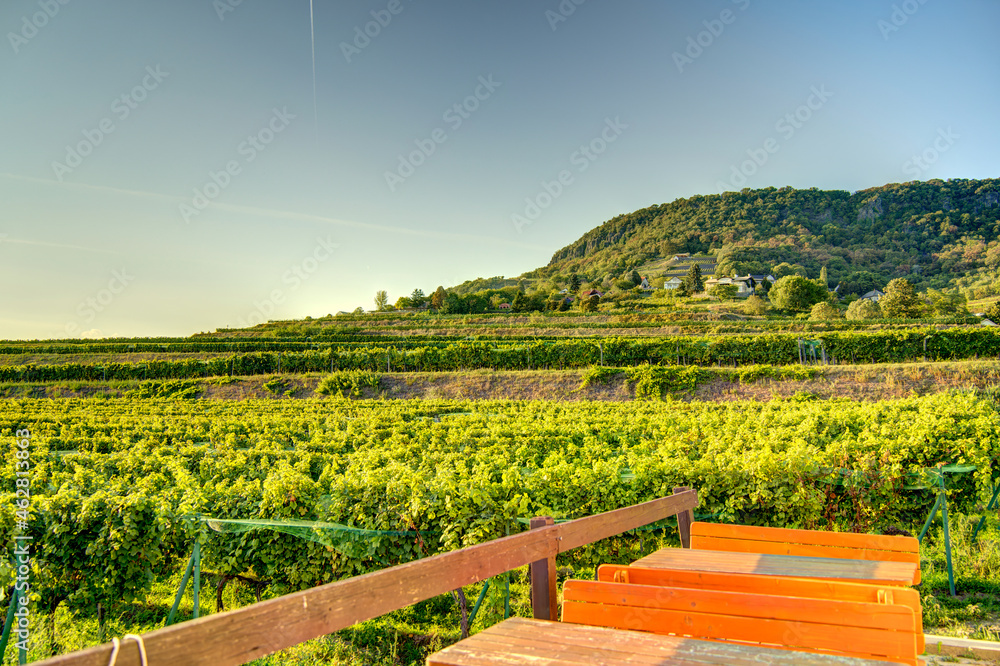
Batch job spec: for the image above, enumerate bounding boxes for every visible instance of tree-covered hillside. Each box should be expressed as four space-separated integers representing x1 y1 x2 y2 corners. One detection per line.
527 179 1000 296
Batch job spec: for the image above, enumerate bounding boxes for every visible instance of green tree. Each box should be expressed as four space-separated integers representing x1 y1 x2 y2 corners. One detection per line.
709 284 739 302
409 288 426 308
394 296 413 309
984 300 1000 321
374 290 389 311
430 286 447 310
924 288 967 316
580 295 599 312
819 266 828 288
768 276 828 312
845 299 881 320
352 306 364 314
441 293 466 314
675 281 691 298
839 271 881 297
809 301 841 320
879 278 923 318
464 294 489 313
742 294 769 316
569 273 581 291
685 264 703 294
629 270 642 286
511 291 528 312
772 262 807 280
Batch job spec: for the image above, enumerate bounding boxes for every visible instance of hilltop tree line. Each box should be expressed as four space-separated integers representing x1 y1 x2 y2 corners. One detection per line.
528 179 1000 300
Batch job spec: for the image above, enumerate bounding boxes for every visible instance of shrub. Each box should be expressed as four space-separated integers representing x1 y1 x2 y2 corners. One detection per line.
742 294 769 316
316 370 382 397
809 302 841 321
846 299 881 320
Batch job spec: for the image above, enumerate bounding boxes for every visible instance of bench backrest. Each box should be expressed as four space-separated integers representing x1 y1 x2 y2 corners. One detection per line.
597 563 923 652
690 521 921 584
562 579 920 665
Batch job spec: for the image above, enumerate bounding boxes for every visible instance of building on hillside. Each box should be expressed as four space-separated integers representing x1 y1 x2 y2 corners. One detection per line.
704 276 752 297
671 254 690 261
663 277 684 290
744 274 776 295
582 289 603 298
859 289 884 303
498 303 511 310
639 277 652 291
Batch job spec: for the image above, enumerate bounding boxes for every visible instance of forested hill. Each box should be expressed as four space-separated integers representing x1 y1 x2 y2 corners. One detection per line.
531 179 1000 293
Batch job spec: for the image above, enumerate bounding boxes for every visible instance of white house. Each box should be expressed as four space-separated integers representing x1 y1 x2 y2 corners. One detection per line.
859 289 884 303
664 277 684 290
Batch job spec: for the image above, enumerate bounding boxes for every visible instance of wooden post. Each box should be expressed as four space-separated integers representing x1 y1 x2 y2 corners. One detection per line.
529 516 557 621
673 486 694 548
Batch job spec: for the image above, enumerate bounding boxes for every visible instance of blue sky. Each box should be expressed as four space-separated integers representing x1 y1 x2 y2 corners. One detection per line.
1 0 997 339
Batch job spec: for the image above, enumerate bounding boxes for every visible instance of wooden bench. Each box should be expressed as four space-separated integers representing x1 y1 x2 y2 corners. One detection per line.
562 579 922 665
690 522 921 584
428 616 903 665
597 563 924 653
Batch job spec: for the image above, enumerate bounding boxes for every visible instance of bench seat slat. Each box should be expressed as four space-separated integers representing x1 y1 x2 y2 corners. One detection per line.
563 580 915 631
691 522 919 553
689 522 921 584
631 548 917 585
561 581 919 665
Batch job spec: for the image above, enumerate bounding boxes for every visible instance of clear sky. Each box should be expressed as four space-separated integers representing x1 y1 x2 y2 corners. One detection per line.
1 0 998 339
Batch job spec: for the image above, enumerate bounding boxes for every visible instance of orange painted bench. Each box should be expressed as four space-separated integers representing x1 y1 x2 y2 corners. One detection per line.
562 579 922 665
689 521 921 584
597 563 924 653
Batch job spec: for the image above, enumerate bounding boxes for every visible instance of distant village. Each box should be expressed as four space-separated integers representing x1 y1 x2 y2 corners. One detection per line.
353 253 896 316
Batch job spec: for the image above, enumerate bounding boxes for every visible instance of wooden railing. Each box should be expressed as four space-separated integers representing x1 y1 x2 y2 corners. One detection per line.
36 487 697 666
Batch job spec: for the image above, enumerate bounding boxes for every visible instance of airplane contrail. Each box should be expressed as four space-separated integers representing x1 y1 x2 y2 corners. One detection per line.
309 0 318 138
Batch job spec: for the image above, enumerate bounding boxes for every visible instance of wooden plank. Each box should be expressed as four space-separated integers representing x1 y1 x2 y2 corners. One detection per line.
597 564 924 652
691 535 922 584
562 582 918 665
530 516 558 621
690 522 919 553
631 548 917 585
528 619 899 664
673 486 694 548
691 535 921 563
427 618 901 665
689 522 922 584
562 602 918 665
34 490 699 666
562 580 917 632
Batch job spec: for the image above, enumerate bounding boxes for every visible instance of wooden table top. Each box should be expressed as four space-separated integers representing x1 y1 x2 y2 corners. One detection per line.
426 617 903 665
630 547 918 585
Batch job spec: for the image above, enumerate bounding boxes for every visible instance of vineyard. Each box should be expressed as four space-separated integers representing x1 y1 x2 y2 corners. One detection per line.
2 327 1000 383
3 314 1000 663
3 391 1000 658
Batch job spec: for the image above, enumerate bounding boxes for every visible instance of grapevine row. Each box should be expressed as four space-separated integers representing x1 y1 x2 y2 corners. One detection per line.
1 328 998 382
